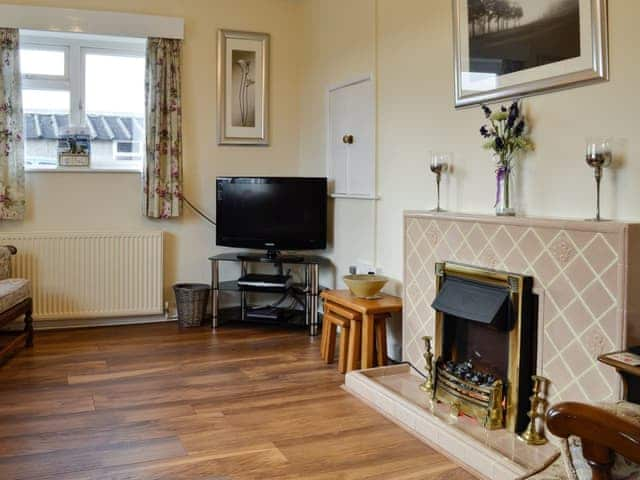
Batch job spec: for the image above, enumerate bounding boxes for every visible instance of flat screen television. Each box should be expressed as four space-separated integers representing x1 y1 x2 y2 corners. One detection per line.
216 177 327 259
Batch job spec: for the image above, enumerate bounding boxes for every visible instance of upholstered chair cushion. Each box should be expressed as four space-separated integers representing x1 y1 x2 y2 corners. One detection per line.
0 246 13 281
562 401 640 480
522 454 566 480
0 278 31 313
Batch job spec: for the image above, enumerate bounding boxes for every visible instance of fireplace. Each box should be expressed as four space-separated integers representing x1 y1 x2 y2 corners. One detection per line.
342 213 636 477
431 262 538 433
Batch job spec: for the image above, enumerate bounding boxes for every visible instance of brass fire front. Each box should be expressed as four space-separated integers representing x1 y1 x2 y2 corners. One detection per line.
436 362 504 430
431 262 536 433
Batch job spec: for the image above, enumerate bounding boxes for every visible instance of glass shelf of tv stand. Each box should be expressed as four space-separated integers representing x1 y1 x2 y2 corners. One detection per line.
218 281 325 294
216 281 326 331
210 252 331 335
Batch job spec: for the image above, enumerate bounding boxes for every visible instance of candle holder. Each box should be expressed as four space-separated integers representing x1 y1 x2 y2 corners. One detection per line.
419 336 435 410
429 152 450 212
585 138 612 222
518 375 551 445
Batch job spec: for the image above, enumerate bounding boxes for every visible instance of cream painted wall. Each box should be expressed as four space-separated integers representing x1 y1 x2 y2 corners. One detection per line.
298 0 378 285
299 0 640 285
0 0 304 305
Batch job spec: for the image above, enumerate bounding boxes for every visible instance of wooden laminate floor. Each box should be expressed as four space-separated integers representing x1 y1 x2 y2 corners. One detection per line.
0 323 476 480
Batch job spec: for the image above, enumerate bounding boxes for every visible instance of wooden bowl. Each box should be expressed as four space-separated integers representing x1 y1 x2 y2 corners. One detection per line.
343 274 389 299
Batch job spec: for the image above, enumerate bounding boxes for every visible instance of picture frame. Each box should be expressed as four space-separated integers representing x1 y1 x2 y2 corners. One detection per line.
452 0 609 108
217 29 270 145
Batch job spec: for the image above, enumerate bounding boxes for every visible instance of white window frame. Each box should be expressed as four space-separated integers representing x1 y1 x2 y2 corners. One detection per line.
20 31 146 172
21 44 69 82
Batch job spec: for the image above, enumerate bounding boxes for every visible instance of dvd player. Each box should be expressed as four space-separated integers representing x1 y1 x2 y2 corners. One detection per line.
237 273 291 289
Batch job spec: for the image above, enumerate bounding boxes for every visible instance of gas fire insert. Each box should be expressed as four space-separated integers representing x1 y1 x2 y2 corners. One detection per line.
430 262 537 433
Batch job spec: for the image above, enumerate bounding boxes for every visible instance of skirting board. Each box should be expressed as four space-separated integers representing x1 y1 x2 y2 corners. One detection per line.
5 314 172 331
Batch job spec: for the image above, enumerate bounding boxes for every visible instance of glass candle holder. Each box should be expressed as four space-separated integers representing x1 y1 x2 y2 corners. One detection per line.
585 138 612 221
429 151 450 212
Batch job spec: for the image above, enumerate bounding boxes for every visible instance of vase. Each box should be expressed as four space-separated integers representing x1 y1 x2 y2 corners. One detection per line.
495 163 515 217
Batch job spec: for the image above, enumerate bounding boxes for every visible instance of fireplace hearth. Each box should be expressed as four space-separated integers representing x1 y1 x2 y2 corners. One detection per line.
430 262 537 433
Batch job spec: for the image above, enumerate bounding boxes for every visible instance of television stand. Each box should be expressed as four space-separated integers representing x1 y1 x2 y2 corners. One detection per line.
209 252 332 336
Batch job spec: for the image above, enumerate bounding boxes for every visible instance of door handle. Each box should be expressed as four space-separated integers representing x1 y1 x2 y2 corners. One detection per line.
342 134 354 145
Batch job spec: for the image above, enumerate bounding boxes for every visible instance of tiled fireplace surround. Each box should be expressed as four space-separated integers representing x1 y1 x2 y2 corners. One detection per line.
345 212 640 478
404 212 640 403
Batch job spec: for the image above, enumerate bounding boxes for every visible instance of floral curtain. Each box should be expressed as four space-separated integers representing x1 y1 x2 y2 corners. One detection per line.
0 28 25 220
143 37 183 219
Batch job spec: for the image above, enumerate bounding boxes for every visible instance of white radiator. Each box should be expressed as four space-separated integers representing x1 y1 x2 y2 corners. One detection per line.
0 232 164 321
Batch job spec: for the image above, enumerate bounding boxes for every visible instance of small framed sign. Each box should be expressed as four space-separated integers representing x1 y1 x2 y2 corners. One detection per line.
58 153 90 167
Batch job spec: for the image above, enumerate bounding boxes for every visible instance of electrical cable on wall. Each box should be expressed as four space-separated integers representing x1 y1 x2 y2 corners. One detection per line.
183 197 216 226
163 197 216 321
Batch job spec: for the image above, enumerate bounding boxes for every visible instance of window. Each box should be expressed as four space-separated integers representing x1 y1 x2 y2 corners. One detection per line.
114 140 143 162
23 90 71 167
20 31 146 171
20 47 67 78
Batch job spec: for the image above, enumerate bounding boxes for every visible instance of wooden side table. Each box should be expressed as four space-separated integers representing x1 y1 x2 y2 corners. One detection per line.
321 290 402 369
599 350 640 403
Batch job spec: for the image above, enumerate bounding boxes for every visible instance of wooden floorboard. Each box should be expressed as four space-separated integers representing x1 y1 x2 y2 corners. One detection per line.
0 323 476 480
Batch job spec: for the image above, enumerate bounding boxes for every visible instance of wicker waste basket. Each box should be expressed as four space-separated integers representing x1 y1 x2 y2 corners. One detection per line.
173 283 210 327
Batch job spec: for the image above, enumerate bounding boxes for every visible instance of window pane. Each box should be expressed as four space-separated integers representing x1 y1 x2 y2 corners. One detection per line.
85 54 145 115
20 48 65 77
22 89 70 169
85 53 145 170
23 89 70 113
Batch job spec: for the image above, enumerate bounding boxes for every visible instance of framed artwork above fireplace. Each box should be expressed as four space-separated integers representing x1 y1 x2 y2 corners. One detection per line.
452 0 609 108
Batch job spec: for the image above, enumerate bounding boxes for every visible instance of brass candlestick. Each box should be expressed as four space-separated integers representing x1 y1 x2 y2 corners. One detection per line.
419 336 435 409
519 375 551 445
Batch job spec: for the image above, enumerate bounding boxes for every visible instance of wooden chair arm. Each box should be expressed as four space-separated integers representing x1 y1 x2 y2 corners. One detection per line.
546 402 640 480
1 245 17 255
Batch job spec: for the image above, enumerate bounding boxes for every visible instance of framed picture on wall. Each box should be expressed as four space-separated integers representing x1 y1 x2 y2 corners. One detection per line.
452 0 609 108
217 30 270 145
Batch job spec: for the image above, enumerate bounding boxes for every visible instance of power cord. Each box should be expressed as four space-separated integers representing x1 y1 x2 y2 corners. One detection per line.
393 361 428 379
183 196 216 226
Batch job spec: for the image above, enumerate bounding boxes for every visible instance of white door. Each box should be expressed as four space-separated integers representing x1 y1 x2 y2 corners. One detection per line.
328 78 375 198
329 85 350 195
